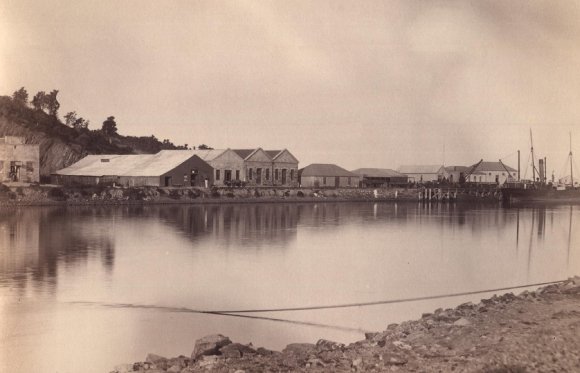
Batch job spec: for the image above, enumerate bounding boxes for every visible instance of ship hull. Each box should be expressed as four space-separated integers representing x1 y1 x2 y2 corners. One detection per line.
503 188 580 204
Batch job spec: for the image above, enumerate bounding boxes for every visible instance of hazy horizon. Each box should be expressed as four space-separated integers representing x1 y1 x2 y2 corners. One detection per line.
2 1 580 177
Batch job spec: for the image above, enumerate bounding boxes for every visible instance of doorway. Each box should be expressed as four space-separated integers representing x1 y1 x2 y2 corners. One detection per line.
164 176 172 187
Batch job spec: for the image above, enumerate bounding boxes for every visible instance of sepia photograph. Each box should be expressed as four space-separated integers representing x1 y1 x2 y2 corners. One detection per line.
1 1 579 372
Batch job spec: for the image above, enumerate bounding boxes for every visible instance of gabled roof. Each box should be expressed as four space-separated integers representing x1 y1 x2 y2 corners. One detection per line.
265 149 299 163
186 149 227 161
351 168 406 178
300 164 357 177
265 150 282 159
398 165 444 174
471 161 517 172
55 151 208 177
445 166 469 172
232 149 259 160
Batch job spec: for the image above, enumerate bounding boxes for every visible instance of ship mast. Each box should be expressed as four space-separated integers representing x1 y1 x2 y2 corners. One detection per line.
530 129 536 183
570 132 574 188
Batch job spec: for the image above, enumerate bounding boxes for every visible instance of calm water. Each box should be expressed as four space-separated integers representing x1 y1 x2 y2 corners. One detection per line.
1 202 579 372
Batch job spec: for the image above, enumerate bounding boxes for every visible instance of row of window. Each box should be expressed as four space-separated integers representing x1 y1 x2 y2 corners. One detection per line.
215 168 296 182
321 177 353 186
0 161 35 172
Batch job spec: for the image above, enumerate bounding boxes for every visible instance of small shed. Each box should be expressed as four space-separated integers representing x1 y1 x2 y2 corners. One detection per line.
444 166 469 183
299 164 359 188
351 168 408 187
398 165 445 183
52 150 214 187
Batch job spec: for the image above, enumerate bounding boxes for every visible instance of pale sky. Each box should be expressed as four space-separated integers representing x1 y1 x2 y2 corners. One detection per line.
2 0 580 177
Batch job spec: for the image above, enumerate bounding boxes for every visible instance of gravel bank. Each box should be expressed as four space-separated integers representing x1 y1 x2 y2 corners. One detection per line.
112 277 580 373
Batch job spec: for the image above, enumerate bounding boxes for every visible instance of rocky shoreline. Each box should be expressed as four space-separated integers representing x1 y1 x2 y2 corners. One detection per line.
111 278 580 373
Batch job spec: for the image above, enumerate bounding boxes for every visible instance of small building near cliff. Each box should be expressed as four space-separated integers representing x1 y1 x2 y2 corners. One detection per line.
298 163 360 188
0 136 40 183
52 150 213 187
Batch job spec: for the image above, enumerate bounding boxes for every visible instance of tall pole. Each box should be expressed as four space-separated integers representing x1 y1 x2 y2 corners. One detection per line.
570 132 574 188
518 150 521 181
530 129 536 183
544 157 547 184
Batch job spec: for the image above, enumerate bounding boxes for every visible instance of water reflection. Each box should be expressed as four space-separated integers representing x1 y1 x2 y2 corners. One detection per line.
1 202 579 373
1 203 577 291
0 208 115 292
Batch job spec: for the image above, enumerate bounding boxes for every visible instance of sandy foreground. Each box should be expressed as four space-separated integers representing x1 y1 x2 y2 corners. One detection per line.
112 277 580 373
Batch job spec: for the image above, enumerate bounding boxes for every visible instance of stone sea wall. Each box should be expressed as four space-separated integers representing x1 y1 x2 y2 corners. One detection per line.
0 184 501 207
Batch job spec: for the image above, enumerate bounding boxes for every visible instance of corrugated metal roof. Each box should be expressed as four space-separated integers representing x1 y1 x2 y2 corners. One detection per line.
398 165 444 174
300 164 357 177
351 168 406 178
55 151 208 177
472 161 517 172
186 149 226 161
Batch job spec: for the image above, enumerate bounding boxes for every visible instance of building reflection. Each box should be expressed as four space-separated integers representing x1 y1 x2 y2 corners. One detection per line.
0 208 115 293
0 202 576 295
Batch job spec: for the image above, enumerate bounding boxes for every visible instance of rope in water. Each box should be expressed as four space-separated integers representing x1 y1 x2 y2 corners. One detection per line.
209 279 566 313
70 279 564 315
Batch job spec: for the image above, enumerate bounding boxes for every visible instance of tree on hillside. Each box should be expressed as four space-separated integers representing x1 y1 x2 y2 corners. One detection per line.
12 87 29 105
198 144 214 150
64 111 89 130
102 116 118 136
45 90 60 116
31 91 46 111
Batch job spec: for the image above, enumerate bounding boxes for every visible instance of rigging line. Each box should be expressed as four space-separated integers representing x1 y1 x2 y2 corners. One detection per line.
498 150 518 161
67 301 371 334
208 279 564 313
523 151 531 179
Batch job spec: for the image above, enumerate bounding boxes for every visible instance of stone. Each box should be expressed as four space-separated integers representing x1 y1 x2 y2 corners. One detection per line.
453 318 471 326
382 353 408 366
112 363 133 373
146 353 167 363
191 334 232 360
392 341 412 351
316 339 345 351
220 342 256 358
283 343 316 355
365 332 379 340
197 355 222 369
167 365 182 373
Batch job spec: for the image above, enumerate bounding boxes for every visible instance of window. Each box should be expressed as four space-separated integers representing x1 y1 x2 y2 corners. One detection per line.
248 168 253 180
275 169 279 180
183 174 188 182
265 168 270 180
26 162 34 171
323 177 327 185
290 169 294 180
348 177 351 186
216 169 220 180
235 170 240 180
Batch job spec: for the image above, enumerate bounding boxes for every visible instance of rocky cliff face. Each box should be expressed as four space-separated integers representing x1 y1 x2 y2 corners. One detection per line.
0 117 86 177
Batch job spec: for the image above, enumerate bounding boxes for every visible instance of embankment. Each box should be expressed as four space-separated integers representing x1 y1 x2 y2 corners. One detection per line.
0 185 501 207
112 277 580 372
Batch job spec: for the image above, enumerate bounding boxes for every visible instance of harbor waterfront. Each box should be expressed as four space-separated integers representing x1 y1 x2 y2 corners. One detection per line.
1 202 579 372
